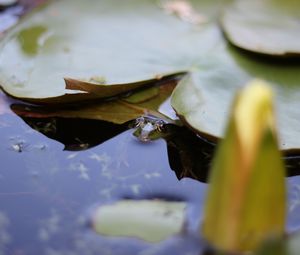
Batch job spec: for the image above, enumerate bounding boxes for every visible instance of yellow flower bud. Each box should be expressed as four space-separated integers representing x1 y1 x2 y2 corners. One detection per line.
202 80 286 252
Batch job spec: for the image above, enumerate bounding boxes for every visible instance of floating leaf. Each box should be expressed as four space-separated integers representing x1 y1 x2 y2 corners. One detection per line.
92 200 186 243
202 80 286 252
11 82 176 124
1 0 300 150
171 39 300 151
0 0 218 103
221 0 300 56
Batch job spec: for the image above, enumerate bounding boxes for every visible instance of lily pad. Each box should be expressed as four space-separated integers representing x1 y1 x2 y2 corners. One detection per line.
1 0 300 150
11 81 177 124
221 0 300 56
0 0 222 103
171 38 300 151
92 200 186 243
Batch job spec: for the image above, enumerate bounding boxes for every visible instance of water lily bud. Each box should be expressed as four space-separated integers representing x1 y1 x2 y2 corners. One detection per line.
202 80 286 252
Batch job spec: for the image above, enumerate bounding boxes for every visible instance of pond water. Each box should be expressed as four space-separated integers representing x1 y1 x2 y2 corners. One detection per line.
1 2 300 255
0 92 206 255
1 91 300 255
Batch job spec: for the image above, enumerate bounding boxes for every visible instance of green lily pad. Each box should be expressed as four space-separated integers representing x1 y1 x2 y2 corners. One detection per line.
221 0 300 56
1 0 300 150
171 36 300 151
0 0 223 103
92 200 186 243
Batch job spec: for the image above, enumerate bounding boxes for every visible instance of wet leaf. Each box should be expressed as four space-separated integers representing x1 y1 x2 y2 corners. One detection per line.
123 87 159 104
11 100 146 124
11 82 176 124
221 0 300 56
202 81 286 252
92 200 186 243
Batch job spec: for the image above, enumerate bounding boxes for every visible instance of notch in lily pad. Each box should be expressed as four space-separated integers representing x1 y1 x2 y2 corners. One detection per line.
202 80 286 252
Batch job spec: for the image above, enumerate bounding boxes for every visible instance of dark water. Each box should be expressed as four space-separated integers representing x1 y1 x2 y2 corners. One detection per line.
1 3 300 255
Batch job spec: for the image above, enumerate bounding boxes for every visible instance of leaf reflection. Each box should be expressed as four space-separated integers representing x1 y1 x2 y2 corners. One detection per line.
8 114 300 183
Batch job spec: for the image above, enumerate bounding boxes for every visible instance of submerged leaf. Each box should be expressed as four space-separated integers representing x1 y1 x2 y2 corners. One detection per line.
11 82 177 124
11 100 146 124
202 80 286 252
221 0 300 56
123 86 159 104
92 200 186 243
